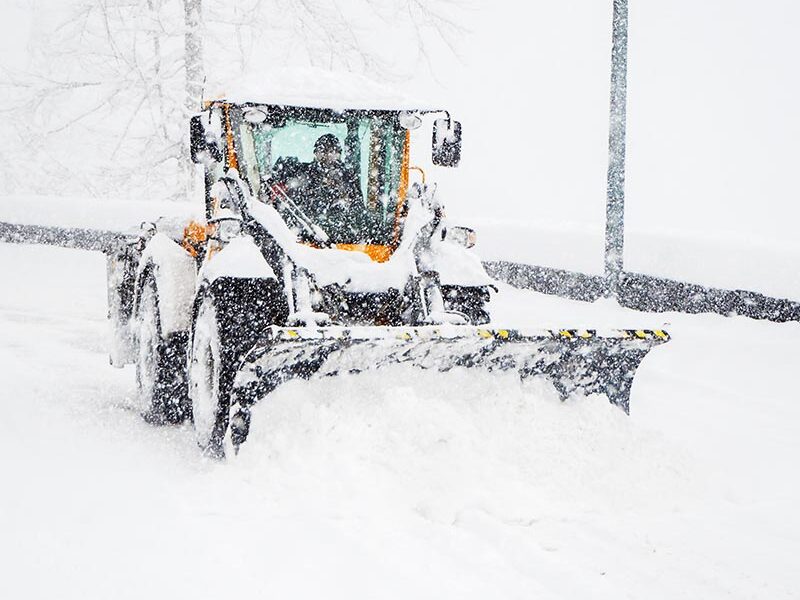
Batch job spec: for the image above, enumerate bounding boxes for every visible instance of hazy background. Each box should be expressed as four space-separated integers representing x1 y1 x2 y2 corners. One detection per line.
1 0 799 297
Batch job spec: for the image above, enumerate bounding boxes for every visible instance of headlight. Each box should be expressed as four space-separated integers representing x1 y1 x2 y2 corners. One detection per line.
208 217 243 243
443 226 476 248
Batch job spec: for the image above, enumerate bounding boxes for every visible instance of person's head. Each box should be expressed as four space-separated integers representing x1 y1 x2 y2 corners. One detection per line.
313 134 342 166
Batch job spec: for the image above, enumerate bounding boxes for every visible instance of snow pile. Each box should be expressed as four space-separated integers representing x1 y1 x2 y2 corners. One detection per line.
238 367 696 521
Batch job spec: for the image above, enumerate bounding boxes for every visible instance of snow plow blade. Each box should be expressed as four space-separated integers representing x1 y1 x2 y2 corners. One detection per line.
229 326 669 446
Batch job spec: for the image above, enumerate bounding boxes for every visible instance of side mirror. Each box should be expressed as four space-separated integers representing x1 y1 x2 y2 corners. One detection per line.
189 113 223 164
189 115 206 164
432 118 462 167
443 226 476 248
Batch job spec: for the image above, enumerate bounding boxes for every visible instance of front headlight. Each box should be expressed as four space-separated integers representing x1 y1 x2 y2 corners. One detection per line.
443 226 476 248
208 216 243 244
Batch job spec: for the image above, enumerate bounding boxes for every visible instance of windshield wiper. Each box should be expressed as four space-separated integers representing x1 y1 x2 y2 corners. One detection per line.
267 182 332 247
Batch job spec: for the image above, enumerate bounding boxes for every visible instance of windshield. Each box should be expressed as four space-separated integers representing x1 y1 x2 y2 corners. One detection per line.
239 113 407 246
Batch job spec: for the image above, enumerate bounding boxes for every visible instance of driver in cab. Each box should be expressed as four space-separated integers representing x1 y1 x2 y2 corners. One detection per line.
295 134 360 224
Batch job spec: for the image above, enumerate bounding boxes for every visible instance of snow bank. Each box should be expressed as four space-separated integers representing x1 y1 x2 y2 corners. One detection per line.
472 218 800 301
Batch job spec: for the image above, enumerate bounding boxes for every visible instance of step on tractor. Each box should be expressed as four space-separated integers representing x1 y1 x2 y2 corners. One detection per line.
106 97 669 457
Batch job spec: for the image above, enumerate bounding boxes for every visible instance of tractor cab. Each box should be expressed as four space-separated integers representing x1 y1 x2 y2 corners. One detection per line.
190 101 462 262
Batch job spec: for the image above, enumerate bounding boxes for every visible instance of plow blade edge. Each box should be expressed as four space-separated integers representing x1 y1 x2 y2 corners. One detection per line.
229 327 669 445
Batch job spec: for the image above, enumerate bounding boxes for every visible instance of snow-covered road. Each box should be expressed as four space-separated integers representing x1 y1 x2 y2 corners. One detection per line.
0 243 798 599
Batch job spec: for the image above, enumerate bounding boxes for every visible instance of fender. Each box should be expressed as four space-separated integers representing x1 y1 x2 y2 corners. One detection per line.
136 233 197 335
199 235 276 284
429 241 493 288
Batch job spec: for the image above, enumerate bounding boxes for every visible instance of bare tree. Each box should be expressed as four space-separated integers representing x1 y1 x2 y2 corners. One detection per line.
2 0 187 198
2 0 466 201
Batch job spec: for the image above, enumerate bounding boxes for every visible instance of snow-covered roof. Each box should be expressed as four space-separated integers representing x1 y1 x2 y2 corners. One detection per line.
205 67 442 112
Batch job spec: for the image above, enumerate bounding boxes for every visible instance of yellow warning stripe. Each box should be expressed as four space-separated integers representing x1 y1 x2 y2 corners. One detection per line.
276 328 668 342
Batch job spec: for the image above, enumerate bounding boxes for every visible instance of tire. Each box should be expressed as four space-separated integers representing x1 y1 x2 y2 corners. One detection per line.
135 273 190 424
188 277 289 458
188 290 233 458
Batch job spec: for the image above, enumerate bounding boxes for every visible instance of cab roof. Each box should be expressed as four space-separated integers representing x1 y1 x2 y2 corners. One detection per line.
204 67 443 114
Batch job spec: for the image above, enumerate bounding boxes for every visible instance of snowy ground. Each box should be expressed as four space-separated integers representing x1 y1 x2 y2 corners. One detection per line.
1 242 798 599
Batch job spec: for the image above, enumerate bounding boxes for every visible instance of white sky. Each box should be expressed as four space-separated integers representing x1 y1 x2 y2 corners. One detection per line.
0 1 33 69
626 0 800 258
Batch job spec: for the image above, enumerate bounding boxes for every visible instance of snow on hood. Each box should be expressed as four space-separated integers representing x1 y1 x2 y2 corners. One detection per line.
248 202 413 293
206 67 442 112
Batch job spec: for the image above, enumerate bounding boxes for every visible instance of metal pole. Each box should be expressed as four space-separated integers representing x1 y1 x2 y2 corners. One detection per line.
605 0 629 296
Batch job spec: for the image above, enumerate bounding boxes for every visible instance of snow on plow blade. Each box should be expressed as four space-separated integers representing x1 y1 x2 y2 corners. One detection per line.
230 327 669 444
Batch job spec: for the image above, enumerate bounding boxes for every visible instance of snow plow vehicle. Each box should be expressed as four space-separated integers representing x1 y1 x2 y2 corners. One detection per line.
101 98 670 457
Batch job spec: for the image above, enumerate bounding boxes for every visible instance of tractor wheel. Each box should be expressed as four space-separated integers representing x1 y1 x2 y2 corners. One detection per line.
135 273 189 424
188 289 235 459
